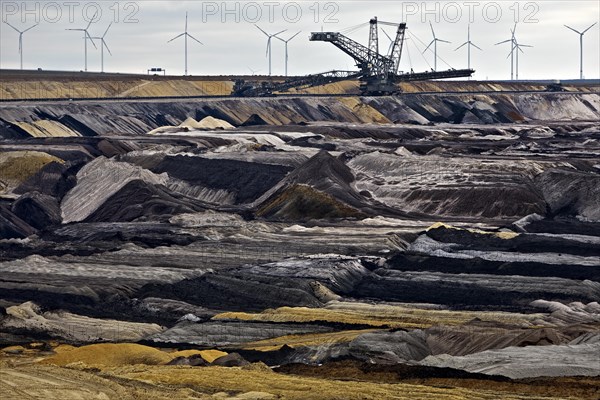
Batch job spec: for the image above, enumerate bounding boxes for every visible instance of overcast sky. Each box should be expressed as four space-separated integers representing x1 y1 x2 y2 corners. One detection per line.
1 1 599 80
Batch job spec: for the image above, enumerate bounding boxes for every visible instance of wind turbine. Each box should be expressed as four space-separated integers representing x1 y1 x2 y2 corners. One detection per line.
255 25 286 76
168 12 203 76
454 24 481 71
495 23 517 80
423 21 450 71
511 32 532 80
66 12 98 71
381 29 395 55
3 21 38 70
90 23 112 73
275 31 301 76
564 23 597 79
247 66 261 75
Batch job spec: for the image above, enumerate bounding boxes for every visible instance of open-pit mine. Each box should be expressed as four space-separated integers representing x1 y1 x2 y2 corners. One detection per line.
0 71 599 399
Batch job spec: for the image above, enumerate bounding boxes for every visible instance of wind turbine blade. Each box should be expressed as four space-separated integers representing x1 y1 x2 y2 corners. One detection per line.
255 24 269 36
18 36 22 53
429 21 435 38
266 37 271 57
472 43 482 51
4 21 20 33
423 40 434 53
86 31 97 49
495 39 511 45
274 35 285 43
85 11 98 31
185 12 188 32
187 33 203 45
564 25 581 34
582 22 597 34
289 31 302 41
167 33 185 43
382 28 393 42
455 42 468 51
103 39 112 56
380 29 394 53
22 23 38 33
103 22 112 38
438 39 451 44
273 29 287 37
519 44 533 48
66 28 84 31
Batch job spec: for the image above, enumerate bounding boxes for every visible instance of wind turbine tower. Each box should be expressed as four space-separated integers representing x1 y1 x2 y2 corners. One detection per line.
511 30 532 80
275 31 301 76
90 23 112 73
168 12 203 76
4 21 38 70
255 25 287 76
66 12 98 71
495 23 517 80
564 22 597 79
423 22 450 71
455 24 481 71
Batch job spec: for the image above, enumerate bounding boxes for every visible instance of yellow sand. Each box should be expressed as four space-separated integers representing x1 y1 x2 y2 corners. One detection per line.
0 343 585 400
1 76 592 101
40 343 229 368
179 116 235 130
149 116 235 135
53 344 77 353
12 120 79 137
337 97 391 124
1 345 27 354
118 80 233 97
0 151 63 192
427 222 519 239
0 362 212 399
240 329 379 351
0 79 233 100
41 343 173 367
111 365 564 400
214 302 541 330
285 79 360 95
169 349 228 363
